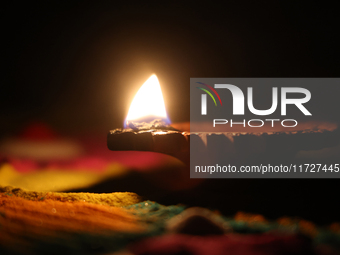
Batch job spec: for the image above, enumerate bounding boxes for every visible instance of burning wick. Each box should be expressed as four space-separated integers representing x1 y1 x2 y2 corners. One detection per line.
108 74 189 161
125 74 171 130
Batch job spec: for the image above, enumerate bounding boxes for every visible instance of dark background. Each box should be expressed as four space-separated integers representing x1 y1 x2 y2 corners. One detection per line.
1 2 339 223
2 1 339 135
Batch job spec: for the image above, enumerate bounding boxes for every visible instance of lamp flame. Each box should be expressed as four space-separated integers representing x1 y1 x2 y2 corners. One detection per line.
125 75 170 128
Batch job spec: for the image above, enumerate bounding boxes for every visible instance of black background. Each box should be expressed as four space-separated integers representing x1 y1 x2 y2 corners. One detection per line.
2 2 339 134
1 2 339 223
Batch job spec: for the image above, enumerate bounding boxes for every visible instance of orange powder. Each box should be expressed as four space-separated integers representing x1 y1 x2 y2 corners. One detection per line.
0 194 147 253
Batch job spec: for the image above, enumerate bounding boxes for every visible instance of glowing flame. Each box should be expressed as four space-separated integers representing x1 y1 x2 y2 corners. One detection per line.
125 75 169 128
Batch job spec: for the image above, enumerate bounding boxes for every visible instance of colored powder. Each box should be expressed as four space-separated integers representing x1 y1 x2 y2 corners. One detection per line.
0 194 147 254
0 163 128 192
0 186 142 207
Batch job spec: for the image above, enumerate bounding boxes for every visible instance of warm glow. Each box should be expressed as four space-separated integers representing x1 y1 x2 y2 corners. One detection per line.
126 74 168 122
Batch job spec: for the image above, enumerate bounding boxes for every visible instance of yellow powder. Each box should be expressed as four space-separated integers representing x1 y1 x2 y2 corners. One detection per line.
0 185 142 207
0 163 128 192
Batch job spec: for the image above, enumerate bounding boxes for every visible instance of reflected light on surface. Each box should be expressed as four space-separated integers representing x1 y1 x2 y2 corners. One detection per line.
125 75 169 126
